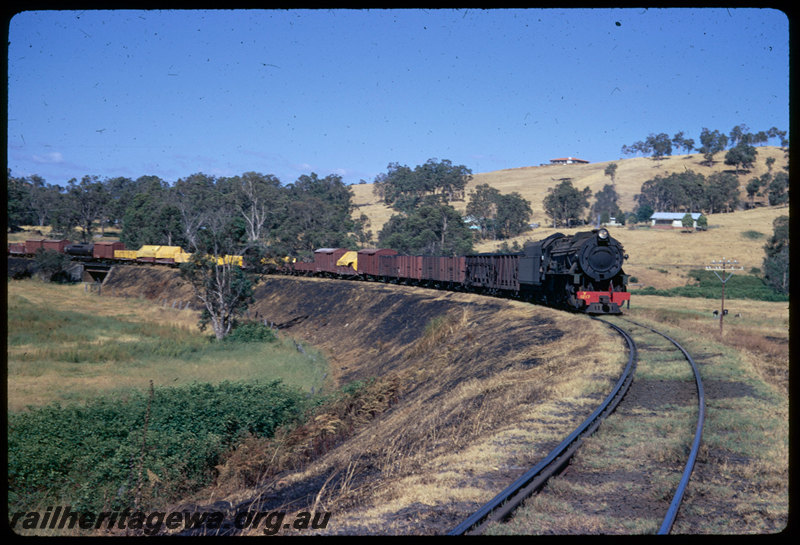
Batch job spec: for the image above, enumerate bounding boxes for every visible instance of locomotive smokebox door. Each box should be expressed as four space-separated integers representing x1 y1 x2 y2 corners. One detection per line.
578 237 623 282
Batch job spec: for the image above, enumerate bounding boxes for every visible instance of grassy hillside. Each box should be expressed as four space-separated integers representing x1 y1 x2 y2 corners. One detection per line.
351 146 787 234
351 146 788 290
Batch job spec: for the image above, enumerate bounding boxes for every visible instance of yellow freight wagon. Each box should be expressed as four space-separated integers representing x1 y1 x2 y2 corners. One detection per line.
173 250 194 264
114 249 139 261
136 245 162 263
154 246 185 264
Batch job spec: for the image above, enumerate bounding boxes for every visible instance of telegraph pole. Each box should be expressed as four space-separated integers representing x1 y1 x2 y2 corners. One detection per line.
706 258 743 336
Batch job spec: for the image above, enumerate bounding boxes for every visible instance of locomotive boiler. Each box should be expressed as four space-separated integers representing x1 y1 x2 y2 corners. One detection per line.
517 228 629 313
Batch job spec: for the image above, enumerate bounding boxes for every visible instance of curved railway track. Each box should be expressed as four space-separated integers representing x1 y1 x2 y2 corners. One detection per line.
449 316 705 535
619 317 706 535
448 319 637 535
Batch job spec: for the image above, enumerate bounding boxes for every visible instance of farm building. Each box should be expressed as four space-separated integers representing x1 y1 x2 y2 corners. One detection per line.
549 157 589 165
650 212 703 229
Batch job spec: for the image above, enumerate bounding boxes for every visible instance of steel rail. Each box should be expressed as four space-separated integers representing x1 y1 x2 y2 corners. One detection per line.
448 318 637 535
621 318 706 535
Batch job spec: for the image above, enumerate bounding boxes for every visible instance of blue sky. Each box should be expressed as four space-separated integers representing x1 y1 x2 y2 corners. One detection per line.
7 8 790 186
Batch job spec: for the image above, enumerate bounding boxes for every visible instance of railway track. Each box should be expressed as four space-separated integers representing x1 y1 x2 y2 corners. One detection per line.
449 317 705 535
618 317 705 535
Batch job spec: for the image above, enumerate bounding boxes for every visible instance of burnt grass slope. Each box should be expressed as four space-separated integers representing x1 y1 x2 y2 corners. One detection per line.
101 266 625 535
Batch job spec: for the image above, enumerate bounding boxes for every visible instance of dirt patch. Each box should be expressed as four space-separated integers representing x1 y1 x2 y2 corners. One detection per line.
624 378 698 410
102 265 197 304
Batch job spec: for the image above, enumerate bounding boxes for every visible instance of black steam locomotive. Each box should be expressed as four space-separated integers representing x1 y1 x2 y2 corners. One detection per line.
516 228 630 313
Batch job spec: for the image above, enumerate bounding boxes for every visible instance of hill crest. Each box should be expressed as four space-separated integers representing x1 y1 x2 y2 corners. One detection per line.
350 146 788 237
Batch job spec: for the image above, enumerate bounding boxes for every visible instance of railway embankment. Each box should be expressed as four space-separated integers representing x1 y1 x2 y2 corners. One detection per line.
100 265 626 534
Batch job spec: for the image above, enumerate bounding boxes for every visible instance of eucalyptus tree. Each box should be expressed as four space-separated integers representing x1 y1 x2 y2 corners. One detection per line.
698 128 728 166
26 175 62 228
671 132 695 154
378 198 473 256
767 172 789 206
65 175 110 242
592 184 622 222
466 183 501 239
172 172 223 252
373 158 472 213
228 171 284 244
543 179 591 228
704 172 740 213
646 132 672 160
763 215 789 295
179 202 256 341
724 142 758 173
603 162 618 186
494 192 533 239
276 172 363 257
7 171 34 231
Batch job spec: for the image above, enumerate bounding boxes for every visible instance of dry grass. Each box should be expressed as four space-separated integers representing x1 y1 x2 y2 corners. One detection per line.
197 289 629 534
655 321 788 534
626 294 789 394
7 225 123 243
8 277 201 330
495 310 788 535
211 373 402 496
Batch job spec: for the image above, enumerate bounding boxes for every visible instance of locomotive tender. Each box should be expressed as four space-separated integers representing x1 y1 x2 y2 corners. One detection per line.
8 229 630 315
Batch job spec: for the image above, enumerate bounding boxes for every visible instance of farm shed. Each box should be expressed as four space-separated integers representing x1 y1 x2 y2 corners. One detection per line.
650 212 703 229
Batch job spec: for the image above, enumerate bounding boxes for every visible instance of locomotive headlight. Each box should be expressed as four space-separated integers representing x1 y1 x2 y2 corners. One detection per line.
598 228 609 241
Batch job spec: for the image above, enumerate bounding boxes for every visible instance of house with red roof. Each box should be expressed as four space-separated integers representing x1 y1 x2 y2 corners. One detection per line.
549 157 589 165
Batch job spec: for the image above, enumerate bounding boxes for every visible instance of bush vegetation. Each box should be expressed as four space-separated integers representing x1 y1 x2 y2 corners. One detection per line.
631 269 788 301
8 381 310 513
224 321 278 343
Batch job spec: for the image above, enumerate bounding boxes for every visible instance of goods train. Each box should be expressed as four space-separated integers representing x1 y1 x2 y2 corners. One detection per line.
8 228 630 314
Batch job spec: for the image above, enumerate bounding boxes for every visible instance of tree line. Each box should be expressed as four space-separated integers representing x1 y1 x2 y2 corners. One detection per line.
621 124 787 167
7 170 370 259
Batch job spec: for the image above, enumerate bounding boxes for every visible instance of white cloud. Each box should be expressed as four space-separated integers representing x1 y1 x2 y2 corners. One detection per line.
32 151 64 164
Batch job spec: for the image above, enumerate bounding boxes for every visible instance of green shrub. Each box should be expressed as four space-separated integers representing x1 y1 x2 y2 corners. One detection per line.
32 248 72 282
8 381 307 512
224 321 277 343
